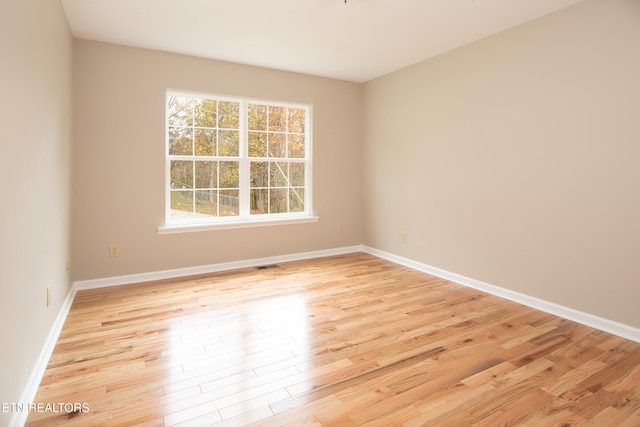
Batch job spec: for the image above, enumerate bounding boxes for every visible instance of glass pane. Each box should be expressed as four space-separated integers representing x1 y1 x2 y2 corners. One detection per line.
219 161 239 188
248 104 267 131
268 106 287 132
218 130 239 157
195 161 217 189
170 190 193 218
194 99 217 128
168 127 192 155
288 108 305 133
168 97 309 221
288 134 305 158
250 189 268 214
195 190 217 217
194 129 215 156
270 162 288 188
289 162 305 186
167 96 193 127
170 161 193 189
250 161 268 188
289 188 305 212
269 188 288 213
219 190 239 216
218 101 239 129
268 133 286 158
248 131 266 157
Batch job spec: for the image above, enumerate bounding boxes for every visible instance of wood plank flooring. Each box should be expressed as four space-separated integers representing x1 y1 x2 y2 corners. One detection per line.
26 253 640 426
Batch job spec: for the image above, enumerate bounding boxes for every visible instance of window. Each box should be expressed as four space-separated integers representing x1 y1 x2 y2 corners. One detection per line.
164 91 313 231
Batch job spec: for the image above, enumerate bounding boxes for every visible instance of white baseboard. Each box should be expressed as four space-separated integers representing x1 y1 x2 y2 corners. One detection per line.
361 246 640 343
10 285 77 427
74 244 640 342
74 245 363 291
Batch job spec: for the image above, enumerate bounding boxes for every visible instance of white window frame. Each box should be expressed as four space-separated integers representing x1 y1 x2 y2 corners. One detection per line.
159 90 317 234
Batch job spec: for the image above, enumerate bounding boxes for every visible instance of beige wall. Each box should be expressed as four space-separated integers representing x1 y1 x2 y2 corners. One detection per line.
363 0 640 328
72 40 363 281
0 0 73 422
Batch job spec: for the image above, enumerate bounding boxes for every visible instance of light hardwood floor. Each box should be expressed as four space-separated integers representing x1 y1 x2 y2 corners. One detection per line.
27 253 640 426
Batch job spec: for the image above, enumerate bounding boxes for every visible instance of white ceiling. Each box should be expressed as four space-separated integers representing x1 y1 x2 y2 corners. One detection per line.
60 0 584 83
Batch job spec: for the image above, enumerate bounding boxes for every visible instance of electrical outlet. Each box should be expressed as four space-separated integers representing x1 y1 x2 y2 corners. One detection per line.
65 260 70 274
109 244 120 258
401 231 407 243
339 225 345 234
46 287 50 308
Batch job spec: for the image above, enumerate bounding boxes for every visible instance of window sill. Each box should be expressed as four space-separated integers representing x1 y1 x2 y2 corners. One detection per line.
158 215 320 235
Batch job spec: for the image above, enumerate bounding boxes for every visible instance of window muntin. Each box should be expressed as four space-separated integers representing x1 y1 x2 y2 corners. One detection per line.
166 92 311 224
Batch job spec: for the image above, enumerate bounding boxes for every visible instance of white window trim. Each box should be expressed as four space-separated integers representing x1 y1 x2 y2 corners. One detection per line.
160 90 316 234
158 215 320 234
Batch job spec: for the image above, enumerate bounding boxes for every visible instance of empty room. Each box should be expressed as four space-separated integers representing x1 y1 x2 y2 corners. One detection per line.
1 0 639 425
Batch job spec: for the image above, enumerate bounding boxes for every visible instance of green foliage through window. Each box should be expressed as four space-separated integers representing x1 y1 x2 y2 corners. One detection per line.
167 92 310 222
